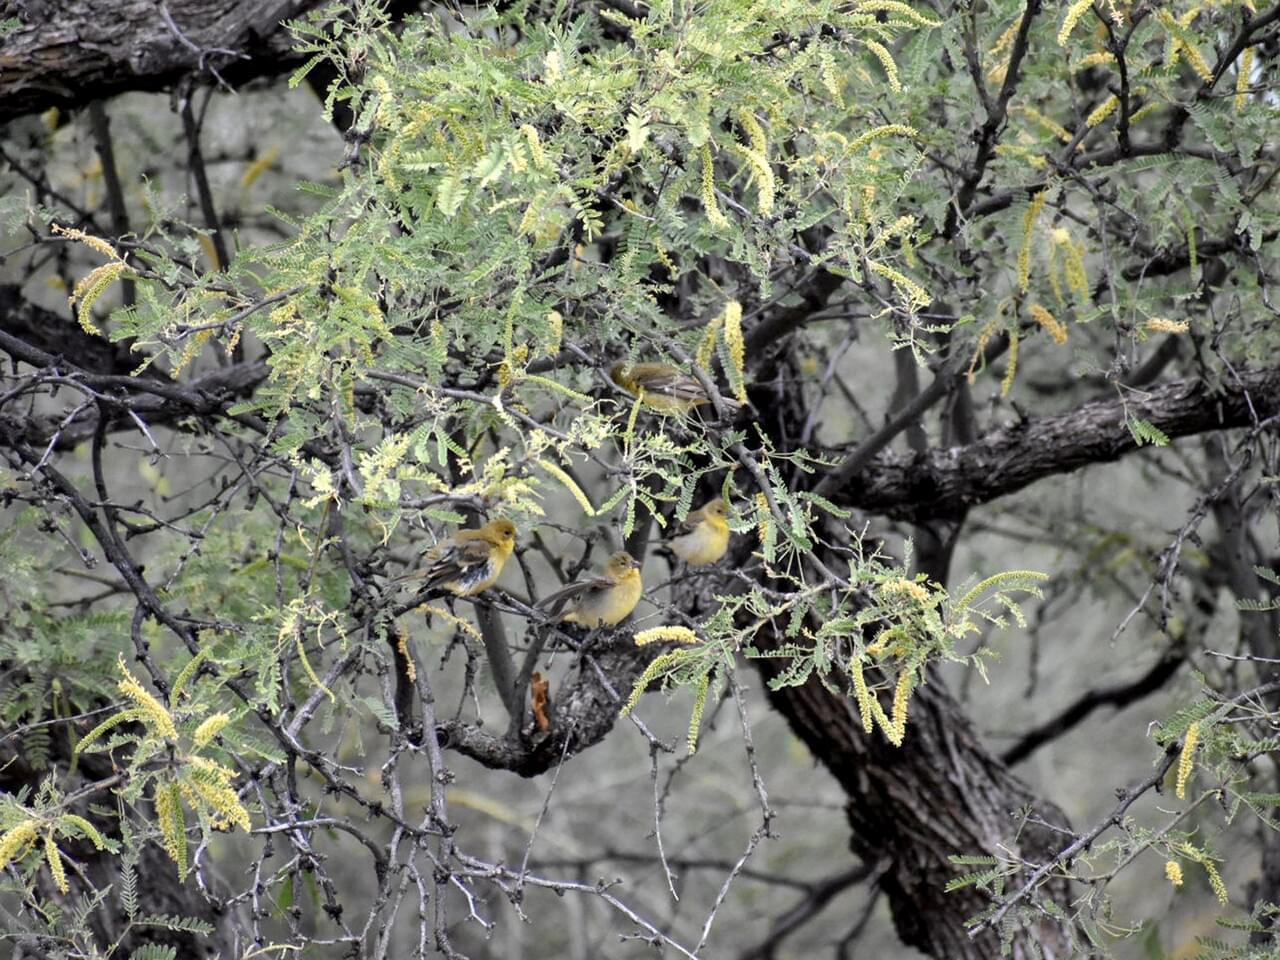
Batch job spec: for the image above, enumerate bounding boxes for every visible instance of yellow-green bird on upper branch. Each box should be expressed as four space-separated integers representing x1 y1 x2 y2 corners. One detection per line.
398 519 517 597
609 361 743 415
540 551 643 627
669 498 731 566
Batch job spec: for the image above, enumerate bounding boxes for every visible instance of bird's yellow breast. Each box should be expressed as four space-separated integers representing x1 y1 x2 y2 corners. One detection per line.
563 570 642 627
671 519 730 566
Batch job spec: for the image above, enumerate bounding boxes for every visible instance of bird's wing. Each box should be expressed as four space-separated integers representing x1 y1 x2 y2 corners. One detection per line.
537 575 611 614
637 368 705 400
642 368 743 411
674 508 706 536
406 537 494 592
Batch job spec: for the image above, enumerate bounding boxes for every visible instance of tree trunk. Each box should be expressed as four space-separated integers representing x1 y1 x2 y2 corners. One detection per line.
758 656 1071 958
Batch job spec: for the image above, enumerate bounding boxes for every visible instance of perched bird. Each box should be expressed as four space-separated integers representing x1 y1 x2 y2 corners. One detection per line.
540 551 643 628
669 498 731 566
398 519 517 597
609 361 743 415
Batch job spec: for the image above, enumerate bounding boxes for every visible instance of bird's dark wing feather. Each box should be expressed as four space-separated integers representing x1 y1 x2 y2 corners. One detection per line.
406 538 494 593
537 576 609 614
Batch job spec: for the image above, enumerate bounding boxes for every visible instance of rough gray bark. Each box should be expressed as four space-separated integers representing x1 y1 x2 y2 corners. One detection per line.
0 0 326 123
830 367 1280 522
757 655 1071 959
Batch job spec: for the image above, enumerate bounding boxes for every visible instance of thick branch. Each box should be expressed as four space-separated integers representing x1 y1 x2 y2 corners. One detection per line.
0 0 327 124
828 367 1280 521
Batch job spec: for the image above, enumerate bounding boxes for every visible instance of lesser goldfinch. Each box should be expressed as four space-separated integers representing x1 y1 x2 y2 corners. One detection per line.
609 361 743 414
669 498 731 566
399 519 517 597
541 551 643 627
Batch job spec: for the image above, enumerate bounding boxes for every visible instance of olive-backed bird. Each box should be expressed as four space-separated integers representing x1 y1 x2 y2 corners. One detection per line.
609 361 743 415
540 551 643 627
669 498 731 566
399 519 517 597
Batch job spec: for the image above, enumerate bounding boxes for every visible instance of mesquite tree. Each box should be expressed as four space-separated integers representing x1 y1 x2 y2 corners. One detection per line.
1 1 1279 958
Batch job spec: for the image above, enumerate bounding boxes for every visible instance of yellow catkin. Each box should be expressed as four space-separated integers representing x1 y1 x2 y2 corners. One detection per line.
44 833 68 894
967 320 998 385
1074 51 1115 71
1181 41 1214 84
1129 102 1161 125
723 300 747 402
70 261 130 336
1063 239 1089 300
736 145 775 216
863 40 901 91
396 630 417 683
1165 860 1183 887
1048 246 1065 305
541 460 595 515
1176 721 1200 799
1017 191 1047 293
520 124 549 170
701 144 730 230
621 650 688 716
869 261 929 307
225 322 244 359
634 626 700 646
155 781 187 878
754 492 770 546
421 604 483 640
696 314 723 370
1204 859 1228 905
687 673 710 754
1236 47 1254 112
192 713 231 748
886 669 913 745
186 773 252 832
653 240 677 274
0 821 39 870
851 659 912 746
544 310 563 356
847 124 917 153
738 110 767 155
1015 106 1074 144
51 223 118 259
882 577 931 604
240 145 281 188
988 19 1020 58
1059 0 1096 45
851 658 875 733
1001 329 1019 397
1086 95 1121 128
1145 317 1189 334
60 815 106 851
853 0 940 26
117 660 178 740
819 48 844 105
1029 303 1069 344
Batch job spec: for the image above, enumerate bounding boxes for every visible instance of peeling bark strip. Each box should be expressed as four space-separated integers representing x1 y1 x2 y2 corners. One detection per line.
833 367 1280 522
0 0 324 123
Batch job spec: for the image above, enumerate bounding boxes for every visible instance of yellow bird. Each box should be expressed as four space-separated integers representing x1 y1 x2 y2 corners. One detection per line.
399 519 517 597
669 499 731 566
609 361 743 415
541 551 643 627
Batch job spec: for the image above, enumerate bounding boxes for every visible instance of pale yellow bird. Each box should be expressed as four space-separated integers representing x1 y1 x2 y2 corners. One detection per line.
540 551 643 628
398 519 517 597
609 361 743 415
669 499 731 566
